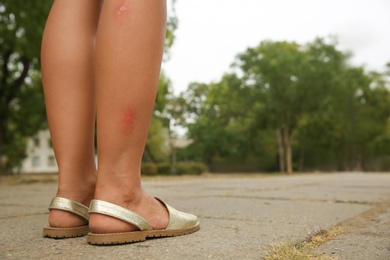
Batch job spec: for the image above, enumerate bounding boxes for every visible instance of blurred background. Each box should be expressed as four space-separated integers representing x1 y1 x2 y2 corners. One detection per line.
0 0 389 176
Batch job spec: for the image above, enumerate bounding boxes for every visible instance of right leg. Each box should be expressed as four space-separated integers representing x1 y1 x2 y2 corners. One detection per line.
89 0 168 234
41 0 101 228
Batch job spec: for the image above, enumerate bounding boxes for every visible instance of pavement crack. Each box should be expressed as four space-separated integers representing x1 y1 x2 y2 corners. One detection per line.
213 195 375 205
332 200 390 230
0 203 42 208
0 212 47 220
309 200 390 250
203 182 323 193
200 215 265 223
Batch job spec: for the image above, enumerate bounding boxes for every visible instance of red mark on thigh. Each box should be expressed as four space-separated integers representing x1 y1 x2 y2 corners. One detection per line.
114 0 131 20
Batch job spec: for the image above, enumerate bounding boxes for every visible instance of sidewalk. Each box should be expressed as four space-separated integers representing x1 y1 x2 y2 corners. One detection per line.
0 173 389 259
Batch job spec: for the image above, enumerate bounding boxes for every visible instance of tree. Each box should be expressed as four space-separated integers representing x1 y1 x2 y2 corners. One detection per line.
295 67 390 171
234 38 349 174
177 37 390 173
174 75 277 170
170 82 213 164
0 1 52 174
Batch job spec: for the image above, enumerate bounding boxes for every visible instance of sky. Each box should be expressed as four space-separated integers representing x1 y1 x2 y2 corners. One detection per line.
163 0 390 95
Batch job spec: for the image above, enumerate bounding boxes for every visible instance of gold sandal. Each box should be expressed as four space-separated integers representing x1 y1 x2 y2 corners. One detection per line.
87 198 200 245
42 197 90 238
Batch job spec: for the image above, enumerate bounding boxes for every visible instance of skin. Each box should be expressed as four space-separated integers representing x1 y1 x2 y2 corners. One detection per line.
41 0 100 228
41 0 168 232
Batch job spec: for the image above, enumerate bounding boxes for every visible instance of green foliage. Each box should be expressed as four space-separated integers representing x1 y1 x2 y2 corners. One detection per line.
296 67 390 171
154 71 174 118
234 38 350 173
145 72 175 163
157 162 172 175
144 0 179 164
0 1 52 174
144 116 170 163
164 0 178 61
177 37 390 172
141 162 158 176
174 162 205 175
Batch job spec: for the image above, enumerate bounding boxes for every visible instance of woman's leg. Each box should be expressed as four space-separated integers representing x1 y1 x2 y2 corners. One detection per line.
41 0 101 228
90 0 168 233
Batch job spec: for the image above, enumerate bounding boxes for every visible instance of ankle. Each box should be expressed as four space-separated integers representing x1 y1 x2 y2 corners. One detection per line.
94 180 145 206
49 171 96 228
94 168 143 200
56 170 97 205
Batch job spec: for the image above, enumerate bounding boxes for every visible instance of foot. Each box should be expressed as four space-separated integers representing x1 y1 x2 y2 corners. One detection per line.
89 187 169 233
48 173 96 228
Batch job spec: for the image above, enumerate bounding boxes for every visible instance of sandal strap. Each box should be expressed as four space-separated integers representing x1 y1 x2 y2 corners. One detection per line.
48 197 89 221
89 200 153 231
155 197 199 230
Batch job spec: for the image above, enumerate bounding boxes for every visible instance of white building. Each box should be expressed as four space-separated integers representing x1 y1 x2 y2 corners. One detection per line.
21 129 57 174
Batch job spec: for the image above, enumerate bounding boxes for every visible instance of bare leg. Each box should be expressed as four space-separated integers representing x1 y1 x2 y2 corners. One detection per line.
41 0 101 228
89 0 168 233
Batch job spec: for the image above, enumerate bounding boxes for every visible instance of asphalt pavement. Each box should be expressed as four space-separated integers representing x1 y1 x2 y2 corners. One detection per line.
0 173 389 259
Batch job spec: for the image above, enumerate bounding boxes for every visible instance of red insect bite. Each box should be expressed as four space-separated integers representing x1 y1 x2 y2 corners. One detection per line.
124 110 136 124
121 108 137 134
114 0 130 19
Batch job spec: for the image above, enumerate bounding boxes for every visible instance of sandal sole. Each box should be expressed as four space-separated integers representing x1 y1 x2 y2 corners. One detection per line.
87 223 200 245
43 225 90 238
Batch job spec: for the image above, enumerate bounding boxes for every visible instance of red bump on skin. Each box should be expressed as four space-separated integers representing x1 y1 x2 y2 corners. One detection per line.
121 108 137 134
114 0 131 19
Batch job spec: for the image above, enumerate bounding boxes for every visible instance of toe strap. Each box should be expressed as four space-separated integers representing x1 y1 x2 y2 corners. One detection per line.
48 197 89 221
155 198 199 230
89 200 153 231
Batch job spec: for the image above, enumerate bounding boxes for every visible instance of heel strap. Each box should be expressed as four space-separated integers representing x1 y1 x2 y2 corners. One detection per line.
89 200 153 231
48 197 89 221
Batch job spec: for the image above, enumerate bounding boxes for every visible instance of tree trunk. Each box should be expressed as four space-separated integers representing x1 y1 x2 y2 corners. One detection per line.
0 121 5 175
0 51 11 175
354 154 363 172
299 144 305 172
276 128 285 173
284 130 293 174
